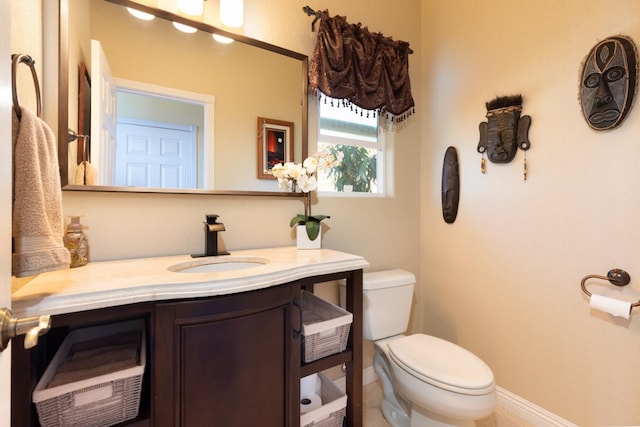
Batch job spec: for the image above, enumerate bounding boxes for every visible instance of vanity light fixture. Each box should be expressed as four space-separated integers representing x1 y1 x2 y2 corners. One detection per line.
213 34 234 44
220 0 243 28
127 0 240 38
173 21 198 33
127 7 155 20
177 0 205 16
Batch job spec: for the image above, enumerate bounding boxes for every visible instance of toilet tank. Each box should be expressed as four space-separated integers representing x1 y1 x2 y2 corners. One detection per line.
340 270 415 341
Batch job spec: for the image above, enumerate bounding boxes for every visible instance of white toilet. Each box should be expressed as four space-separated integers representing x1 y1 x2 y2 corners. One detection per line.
361 270 496 427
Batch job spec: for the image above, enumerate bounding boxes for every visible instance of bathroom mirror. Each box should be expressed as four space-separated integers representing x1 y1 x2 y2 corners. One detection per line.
59 0 308 196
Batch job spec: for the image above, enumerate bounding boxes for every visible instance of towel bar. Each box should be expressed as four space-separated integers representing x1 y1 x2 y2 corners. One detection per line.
580 269 640 308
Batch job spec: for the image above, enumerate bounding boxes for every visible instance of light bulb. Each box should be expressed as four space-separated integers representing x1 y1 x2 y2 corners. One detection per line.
177 0 204 16
173 22 198 33
127 7 155 21
220 0 243 28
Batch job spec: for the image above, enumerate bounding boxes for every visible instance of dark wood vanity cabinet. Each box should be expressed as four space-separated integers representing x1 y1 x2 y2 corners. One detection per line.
153 283 301 426
11 268 363 427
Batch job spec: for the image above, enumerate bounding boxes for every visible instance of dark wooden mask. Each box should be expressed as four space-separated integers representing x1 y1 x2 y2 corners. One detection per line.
580 35 638 130
477 95 531 164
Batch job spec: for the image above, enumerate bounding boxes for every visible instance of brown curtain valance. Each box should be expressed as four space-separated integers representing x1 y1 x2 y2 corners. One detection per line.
307 9 415 125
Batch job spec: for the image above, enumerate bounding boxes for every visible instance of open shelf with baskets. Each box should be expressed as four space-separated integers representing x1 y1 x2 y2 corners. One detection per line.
11 303 154 427
300 269 363 427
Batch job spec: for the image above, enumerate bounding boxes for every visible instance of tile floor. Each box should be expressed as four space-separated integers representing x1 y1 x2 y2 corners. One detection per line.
363 380 535 427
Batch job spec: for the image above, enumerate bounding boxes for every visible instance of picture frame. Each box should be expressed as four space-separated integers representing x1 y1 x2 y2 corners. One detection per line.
257 117 294 179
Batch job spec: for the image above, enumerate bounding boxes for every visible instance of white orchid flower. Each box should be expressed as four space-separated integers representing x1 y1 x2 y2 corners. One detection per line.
284 162 304 180
297 174 318 192
303 156 319 174
270 163 285 179
278 178 292 191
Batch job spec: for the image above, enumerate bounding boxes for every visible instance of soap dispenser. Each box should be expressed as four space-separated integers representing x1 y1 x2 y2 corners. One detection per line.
63 215 89 268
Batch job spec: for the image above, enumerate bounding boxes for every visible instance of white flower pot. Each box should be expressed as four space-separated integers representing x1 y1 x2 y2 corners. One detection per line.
296 225 321 249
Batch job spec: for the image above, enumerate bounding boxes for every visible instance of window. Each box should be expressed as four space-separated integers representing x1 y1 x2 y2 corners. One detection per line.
316 97 386 194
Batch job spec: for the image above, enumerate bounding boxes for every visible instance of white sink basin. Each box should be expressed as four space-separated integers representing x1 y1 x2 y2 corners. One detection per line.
168 256 270 273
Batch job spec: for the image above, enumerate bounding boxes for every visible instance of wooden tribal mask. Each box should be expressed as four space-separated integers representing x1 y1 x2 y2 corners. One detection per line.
579 35 638 130
441 147 459 224
477 95 531 180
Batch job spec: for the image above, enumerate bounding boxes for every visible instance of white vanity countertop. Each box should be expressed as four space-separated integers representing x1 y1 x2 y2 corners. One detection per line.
11 247 369 318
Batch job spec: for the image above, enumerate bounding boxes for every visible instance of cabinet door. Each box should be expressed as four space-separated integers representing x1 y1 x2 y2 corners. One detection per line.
154 284 301 427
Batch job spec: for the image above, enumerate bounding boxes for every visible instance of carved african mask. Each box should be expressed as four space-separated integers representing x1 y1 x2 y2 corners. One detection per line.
580 35 638 130
477 95 531 165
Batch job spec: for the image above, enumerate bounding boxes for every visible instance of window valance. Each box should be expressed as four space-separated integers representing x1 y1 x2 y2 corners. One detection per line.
306 8 415 126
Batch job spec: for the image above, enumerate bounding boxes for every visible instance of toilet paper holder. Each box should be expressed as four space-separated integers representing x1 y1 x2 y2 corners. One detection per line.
580 269 640 309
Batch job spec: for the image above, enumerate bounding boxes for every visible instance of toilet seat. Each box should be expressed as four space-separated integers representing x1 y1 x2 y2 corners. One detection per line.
387 334 495 396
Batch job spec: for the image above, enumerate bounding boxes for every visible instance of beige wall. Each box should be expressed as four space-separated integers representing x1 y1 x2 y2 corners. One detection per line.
420 1 640 425
10 0 42 115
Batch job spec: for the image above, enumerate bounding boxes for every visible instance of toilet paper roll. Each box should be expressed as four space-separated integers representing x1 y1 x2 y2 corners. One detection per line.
590 294 632 319
300 393 322 414
300 373 318 397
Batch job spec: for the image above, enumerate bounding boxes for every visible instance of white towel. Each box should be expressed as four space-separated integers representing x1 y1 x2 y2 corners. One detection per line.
12 107 70 277
74 160 98 185
74 133 97 185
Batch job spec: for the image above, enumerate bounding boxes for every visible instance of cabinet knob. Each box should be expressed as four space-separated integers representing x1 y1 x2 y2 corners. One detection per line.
0 307 51 351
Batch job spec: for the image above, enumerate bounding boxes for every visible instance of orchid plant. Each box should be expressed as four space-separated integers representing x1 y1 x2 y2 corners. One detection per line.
271 149 343 240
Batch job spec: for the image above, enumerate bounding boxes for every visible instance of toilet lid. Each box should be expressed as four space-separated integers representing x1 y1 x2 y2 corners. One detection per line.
388 334 495 395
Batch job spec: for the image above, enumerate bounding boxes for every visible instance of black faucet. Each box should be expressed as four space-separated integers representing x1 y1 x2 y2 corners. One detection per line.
191 214 229 257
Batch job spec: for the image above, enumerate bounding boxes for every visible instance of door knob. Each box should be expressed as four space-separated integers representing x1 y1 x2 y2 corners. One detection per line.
0 307 51 351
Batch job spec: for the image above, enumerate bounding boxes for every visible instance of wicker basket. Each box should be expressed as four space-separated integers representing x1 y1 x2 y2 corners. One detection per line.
301 291 353 363
33 319 146 427
300 373 347 427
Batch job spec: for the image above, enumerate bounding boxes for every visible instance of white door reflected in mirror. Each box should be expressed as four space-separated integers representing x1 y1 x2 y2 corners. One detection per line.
115 118 197 188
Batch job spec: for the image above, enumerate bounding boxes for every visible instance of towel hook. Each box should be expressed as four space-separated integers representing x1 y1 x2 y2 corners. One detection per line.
580 269 640 308
67 129 89 143
11 54 42 120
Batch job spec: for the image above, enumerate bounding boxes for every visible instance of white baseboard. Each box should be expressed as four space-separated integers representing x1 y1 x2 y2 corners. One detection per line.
342 367 577 427
495 386 577 427
363 365 377 385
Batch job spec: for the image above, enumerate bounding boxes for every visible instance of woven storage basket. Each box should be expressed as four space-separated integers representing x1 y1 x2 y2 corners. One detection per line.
33 319 146 427
300 373 347 427
301 291 352 363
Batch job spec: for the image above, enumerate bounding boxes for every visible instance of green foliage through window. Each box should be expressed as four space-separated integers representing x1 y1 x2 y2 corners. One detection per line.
325 145 377 192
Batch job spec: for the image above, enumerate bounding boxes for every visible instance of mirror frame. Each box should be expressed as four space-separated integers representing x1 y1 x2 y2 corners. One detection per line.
58 0 308 197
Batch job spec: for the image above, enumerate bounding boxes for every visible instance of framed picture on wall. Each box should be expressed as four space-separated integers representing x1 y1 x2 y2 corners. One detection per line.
257 117 294 179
